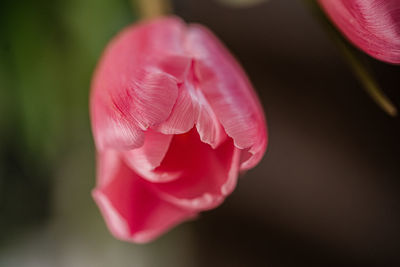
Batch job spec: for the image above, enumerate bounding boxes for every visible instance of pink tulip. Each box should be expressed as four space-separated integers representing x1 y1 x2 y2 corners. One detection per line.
318 0 400 64
90 17 267 243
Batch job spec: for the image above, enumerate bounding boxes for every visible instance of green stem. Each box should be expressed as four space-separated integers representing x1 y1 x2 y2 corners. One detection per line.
135 0 171 19
338 41 398 116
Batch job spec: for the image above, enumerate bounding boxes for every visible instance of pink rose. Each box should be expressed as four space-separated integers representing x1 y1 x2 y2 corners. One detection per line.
90 17 267 243
318 0 400 64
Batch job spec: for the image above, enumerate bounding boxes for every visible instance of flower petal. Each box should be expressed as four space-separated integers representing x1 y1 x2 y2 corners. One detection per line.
156 79 228 149
123 130 178 183
150 128 241 211
318 0 400 64
186 25 267 170
91 17 193 151
91 70 179 150
155 82 198 135
93 151 196 243
195 89 227 149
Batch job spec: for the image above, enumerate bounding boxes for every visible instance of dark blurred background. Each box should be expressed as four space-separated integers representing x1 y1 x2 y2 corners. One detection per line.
1 0 399 266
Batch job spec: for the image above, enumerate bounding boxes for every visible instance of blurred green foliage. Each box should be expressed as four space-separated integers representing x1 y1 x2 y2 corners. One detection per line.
0 0 136 241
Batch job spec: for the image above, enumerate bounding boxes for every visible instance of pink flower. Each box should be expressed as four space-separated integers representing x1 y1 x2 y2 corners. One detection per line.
90 17 267 243
318 0 400 64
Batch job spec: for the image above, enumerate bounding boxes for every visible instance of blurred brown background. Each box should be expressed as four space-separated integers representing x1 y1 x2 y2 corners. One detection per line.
1 0 399 266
